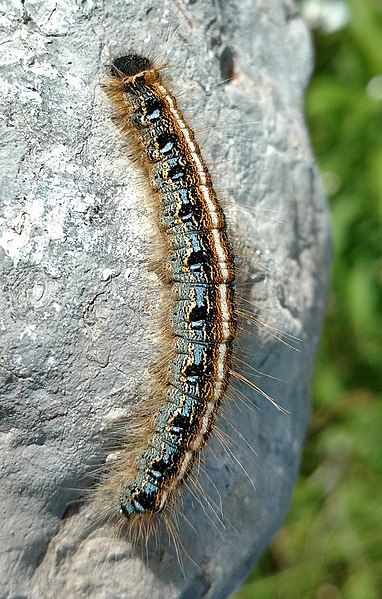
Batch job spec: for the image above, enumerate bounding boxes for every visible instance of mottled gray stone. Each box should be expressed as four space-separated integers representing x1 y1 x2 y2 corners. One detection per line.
0 0 330 598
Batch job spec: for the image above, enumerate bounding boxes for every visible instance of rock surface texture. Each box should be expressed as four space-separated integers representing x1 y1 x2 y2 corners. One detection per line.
0 0 331 597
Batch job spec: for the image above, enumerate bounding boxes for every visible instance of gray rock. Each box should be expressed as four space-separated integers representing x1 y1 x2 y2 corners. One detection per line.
0 0 330 597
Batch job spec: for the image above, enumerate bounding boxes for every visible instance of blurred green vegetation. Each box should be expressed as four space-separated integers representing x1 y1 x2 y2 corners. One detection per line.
235 0 382 597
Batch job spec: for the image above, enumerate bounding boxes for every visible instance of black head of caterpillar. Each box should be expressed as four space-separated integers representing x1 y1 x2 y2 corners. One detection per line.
111 54 152 78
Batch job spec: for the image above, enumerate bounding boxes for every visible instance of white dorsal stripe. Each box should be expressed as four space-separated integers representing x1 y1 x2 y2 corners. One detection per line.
163 342 228 498
157 82 233 289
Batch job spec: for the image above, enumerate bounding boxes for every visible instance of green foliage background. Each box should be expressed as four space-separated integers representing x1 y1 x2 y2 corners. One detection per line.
235 1 382 596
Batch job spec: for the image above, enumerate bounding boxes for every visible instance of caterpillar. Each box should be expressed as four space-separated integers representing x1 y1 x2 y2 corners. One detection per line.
100 54 238 539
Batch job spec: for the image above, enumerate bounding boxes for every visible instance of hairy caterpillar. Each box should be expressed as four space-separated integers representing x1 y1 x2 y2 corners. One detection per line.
98 54 238 540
